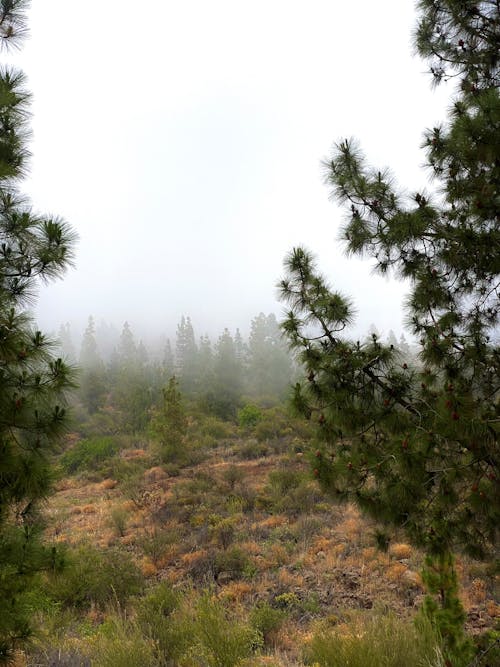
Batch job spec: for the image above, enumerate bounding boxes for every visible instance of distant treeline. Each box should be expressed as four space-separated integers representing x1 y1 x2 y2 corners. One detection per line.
57 313 415 429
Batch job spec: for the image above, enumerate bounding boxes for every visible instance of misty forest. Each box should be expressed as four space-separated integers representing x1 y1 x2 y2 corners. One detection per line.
0 1 499 666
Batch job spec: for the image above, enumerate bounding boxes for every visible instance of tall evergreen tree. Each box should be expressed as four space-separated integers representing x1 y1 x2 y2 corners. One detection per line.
117 321 137 367
175 315 198 393
79 316 101 369
57 322 75 362
280 0 498 658
247 313 293 398
0 2 77 658
112 323 156 432
208 328 242 419
79 316 106 414
162 337 175 379
197 334 214 395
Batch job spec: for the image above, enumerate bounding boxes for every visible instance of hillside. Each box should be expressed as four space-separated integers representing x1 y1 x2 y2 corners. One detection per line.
18 406 499 667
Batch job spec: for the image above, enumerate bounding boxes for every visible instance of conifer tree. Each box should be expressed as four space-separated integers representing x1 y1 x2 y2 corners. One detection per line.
113 323 156 432
79 316 106 414
162 337 175 379
175 315 198 393
0 1 77 658
279 0 498 658
208 328 242 418
57 322 75 362
247 313 293 398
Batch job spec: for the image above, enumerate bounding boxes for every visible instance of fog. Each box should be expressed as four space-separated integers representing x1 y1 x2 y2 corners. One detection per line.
15 1 450 344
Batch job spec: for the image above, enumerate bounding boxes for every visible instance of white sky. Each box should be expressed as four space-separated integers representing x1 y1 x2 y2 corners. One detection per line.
14 0 451 342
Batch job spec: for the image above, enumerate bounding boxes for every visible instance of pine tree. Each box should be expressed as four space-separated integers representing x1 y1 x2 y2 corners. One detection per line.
57 322 76 362
208 328 242 419
113 323 156 432
150 376 188 464
279 0 498 658
79 316 106 414
247 313 293 398
0 2 77 659
197 334 214 394
79 316 101 369
162 337 175 379
175 315 198 393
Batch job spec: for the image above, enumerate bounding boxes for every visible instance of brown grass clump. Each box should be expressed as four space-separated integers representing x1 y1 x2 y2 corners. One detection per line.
385 562 408 583
277 569 304 589
220 581 253 603
122 448 147 459
260 515 288 530
139 557 158 577
389 543 412 560
100 478 118 490
181 549 208 567
309 536 331 555
486 600 500 617
81 504 97 514
267 544 289 568
239 540 262 556
334 516 364 544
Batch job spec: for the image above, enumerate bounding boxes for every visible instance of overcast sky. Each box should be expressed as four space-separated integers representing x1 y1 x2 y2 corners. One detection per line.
14 0 451 343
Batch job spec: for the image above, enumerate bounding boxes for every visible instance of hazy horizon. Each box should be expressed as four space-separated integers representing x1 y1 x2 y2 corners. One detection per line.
13 1 451 342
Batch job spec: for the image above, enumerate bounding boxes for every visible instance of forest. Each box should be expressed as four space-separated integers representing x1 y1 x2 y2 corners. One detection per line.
0 1 499 666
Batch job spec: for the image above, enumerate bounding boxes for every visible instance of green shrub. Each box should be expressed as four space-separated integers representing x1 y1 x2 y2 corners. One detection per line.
89 612 161 667
274 592 300 611
238 440 269 460
253 407 290 442
238 404 263 430
199 415 237 440
109 506 129 537
192 593 262 667
140 528 179 565
268 469 304 494
46 545 144 610
303 612 444 667
215 546 250 579
209 516 237 549
136 583 192 663
222 464 245 491
60 436 125 475
250 602 286 646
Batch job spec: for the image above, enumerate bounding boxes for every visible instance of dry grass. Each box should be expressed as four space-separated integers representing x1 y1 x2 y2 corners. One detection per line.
38 433 497 661
389 542 413 560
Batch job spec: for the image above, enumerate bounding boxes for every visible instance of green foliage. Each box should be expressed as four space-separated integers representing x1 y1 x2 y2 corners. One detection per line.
0 2 77 658
88 612 161 667
136 583 192 663
249 602 286 646
238 403 263 429
198 414 237 440
472 629 500 667
274 592 300 611
279 0 499 561
46 545 144 610
222 464 246 491
109 506 129 537
247 313 293 398
150 377 189 465
191 592 262 667
279 3 499 659
60 436 124 475
204 328 243 420
140 527 180 565
214 546 250 579
304 612 444 667
238 439 270 460
420 552 474 664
